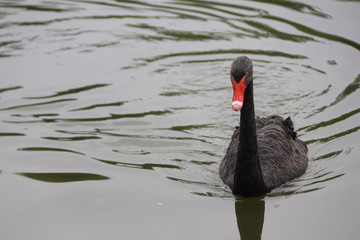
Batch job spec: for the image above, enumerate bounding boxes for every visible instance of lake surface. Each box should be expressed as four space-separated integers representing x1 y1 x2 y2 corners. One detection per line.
1 0 359 239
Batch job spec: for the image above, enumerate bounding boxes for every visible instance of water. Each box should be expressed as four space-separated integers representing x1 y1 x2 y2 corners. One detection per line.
0 0 359 239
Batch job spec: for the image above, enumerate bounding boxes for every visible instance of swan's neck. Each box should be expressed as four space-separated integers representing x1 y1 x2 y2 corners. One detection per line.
233 81 267 196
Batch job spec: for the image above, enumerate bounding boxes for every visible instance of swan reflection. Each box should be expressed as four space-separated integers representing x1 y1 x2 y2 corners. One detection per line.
235 197 265 240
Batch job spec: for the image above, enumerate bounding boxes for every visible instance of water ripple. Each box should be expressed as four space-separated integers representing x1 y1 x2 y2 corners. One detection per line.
302 108 360 132
306 126 360 144
24 83 110 99
262 15 360 51
17 147 85 156
0 132 26 137
0 1 82 13
306 74 360 118
0 98 77 111
17 172 109 183
126 49 307 69
69 101 127 112
41 110 173 123
42 136 101 141
94 157 184 170
0 85 22 93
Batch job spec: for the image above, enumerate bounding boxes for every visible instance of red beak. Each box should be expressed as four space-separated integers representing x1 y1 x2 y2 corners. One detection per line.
231 75 246 111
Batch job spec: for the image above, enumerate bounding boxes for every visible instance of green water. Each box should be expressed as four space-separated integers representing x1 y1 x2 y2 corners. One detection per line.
1 0 359 239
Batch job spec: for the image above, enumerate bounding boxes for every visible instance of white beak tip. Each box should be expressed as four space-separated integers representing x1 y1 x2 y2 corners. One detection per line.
232 101 243 111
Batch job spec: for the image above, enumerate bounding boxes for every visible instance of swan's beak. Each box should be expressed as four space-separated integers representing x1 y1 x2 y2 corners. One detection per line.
231 75 246 111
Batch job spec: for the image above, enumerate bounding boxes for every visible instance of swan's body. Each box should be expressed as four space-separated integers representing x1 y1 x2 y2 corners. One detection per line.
219 56 308 196
219 115 308 193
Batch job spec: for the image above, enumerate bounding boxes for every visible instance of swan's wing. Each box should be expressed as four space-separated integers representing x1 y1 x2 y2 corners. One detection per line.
257 116 308 189
219 127 239 190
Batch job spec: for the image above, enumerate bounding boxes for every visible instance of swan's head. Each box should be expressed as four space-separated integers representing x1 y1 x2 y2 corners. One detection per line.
230 56 253 111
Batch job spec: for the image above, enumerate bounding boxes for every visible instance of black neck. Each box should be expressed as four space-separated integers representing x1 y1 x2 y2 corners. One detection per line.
232 81 267 196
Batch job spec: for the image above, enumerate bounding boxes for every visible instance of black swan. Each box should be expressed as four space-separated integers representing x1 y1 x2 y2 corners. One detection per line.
219 56 308 196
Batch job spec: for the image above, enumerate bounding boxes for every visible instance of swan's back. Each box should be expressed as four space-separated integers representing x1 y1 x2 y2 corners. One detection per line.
219 115 308 191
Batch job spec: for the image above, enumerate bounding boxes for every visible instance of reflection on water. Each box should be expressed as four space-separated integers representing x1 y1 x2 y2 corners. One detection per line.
17 172 110 183
235 197 265 240
305 74 360 118
0 0 359 239
94 157 184 170
18 147 85 156
24 83 111 99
